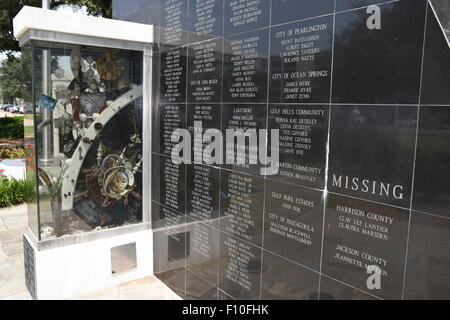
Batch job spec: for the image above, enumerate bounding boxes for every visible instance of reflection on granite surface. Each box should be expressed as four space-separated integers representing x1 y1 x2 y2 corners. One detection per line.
188 0 223 40
429 0 450 46
224 0 270 36
221 104 267 176
146 0 450 300
421 7 450 104
153 104 187 156
261 251 320 300
113 0 160 25
160 46 187 103
267 104 329 189
153 220 187 263
151 154 186 216
187 38 223 103
272 0 334 25
217 289 236 300
413 106 450 218
155 259 186 299
223 29 270 103
269 16 333 103
322 194 410 300
336 0 393 12
185 219 220 286
186 270 218 300
186 164 221 224
218 232 262 300
319 276 379 300
328 105 417 208
404 212 450 300
332 0 426 104
263 180 324 271
220 171 265 246
160 0 189 47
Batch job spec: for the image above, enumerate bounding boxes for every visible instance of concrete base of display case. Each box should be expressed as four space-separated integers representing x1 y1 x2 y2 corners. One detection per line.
23 228 153 300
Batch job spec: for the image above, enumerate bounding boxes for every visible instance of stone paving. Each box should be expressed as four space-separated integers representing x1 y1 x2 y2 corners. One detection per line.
0 204 31 300
0 204 180 300
73 276 182 300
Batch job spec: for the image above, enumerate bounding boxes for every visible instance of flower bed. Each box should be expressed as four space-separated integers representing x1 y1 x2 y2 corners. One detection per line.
0 144 34 160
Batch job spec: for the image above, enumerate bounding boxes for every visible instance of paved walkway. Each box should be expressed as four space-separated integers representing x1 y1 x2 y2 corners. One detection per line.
0 204 180 300
74 276 182 300
0 204 31 300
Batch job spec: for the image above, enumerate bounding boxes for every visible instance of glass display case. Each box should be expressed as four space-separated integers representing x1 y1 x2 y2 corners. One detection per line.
28 41 144 241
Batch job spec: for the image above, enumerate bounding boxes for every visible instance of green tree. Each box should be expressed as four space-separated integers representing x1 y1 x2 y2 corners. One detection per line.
0 47 32 102
0 0 112 53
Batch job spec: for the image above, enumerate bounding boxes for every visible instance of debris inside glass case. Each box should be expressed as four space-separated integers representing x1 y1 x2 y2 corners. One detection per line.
34 44 144 240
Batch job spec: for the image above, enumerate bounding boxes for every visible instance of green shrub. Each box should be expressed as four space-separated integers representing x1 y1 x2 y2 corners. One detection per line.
0 175 35 208
0 116 24 139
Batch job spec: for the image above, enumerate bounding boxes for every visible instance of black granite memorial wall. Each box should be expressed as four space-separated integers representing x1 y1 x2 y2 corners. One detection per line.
115 0 450 300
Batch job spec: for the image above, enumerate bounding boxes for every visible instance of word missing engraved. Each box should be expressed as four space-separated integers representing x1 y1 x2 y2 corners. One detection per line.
171 121 280 176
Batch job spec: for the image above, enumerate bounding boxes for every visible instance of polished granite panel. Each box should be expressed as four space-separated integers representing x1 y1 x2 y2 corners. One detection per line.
186 270 218 300
224 0 270 36
223 29 270 103
222 104 267 176
153 215 189 290
217 289 236 300
187 103 222 165
429 0 450 45
185 219 220 286
332 0 427 104
146 0 449 301
261 251 320 300
335 0 394 12
187 38 223 103
218 232 262 300
412 106 450 218
263 180 324 271
328 105 418 208
220 170 265 246
420 6 450 104
403 212 450 300
153 104 187 156
272 0 334 25
151 201 186 231
160 0 189 47
318 276 379 300
186 164 221 223
113 0 160 25
160 46 187 104
188 0 224 41
267 104 328 189
269 15 333 104
155 259 186 299
152 154 186 215
153 221 187 274
322 194 410 300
